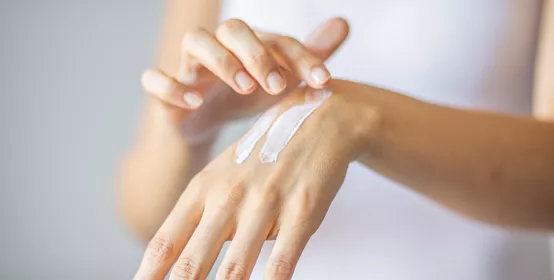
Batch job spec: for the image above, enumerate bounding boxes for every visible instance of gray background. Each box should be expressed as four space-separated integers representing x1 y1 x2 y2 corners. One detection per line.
0 1 244 278
0 1 552 279
1 0 178 278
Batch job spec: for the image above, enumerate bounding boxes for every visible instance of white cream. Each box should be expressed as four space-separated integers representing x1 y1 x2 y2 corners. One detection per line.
259 89 332 163
234 105 279 164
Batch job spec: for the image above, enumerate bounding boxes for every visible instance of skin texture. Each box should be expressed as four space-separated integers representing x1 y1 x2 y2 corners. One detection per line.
118 0 349 241
124 1 554 279
352 83 554 230
133 85 374 280
134 79 554 279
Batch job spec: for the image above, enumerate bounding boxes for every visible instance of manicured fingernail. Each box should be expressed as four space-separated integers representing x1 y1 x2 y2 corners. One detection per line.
235 70 255 93
310 66 330 85
267 71 287 94
183 92 203 109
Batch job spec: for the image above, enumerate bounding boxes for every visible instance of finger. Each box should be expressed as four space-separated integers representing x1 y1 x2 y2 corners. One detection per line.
175 54 198 85
304 17 350 60
169 207 233 280
181 28 257 95
133 197 203 280
259 33 331 88
215 211 275 280
216 19 287 95
256 17 349 89
141 68 203 109
264 221 313 280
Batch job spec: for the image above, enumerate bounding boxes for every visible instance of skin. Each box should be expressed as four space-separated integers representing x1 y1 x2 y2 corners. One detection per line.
119 0 222 241
123 0 554 279
134 79 554 279
133 85 371 279
118 0 349 241
535 0 554 121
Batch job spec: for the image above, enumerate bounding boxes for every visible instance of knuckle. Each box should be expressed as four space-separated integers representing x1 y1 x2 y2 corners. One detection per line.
213 53 239 72
295 190 316 212
278 35 301 47
258 166 288 194
213 180 247 210
172 257 200 279
218 18 248 34
250 191 279 214
219 260 247 279
290 191 320 224
182 28 210 50
261 164 287 187
244 169 288 213
279 36 318 63
188 172 208 189
249 185 280 214
146 237 174 263
268 256 295 278
243 49 273 69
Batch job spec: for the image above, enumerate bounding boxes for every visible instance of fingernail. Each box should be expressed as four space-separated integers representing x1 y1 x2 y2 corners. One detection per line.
183 92 203 109
310 66 330 85
235 70 255 92
267 71 287 94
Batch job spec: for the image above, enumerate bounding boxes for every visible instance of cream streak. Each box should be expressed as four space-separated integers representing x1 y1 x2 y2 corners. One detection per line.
234 105 280 164
259 89 332 163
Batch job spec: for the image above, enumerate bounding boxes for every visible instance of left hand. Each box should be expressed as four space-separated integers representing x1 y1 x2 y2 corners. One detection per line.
133 80 381 280
141 18 349 143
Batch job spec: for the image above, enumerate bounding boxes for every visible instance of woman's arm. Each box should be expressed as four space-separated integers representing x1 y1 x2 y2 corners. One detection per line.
359 2 554 230
119 0 221 240
120 9 350 240
535 0 554 120
532 0 554 270
132 79 554 279
355 83 554 230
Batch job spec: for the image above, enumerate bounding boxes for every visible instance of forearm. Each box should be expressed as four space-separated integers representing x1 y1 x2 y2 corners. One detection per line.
119 117 215 240
359 88 554 230
119 0 220 240
534 0 554 120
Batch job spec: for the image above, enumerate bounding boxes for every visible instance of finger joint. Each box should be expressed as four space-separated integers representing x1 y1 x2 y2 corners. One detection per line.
146 237 174 263
219 260 247 279
172 257 200 279
219 18 248 35
268 256 295 278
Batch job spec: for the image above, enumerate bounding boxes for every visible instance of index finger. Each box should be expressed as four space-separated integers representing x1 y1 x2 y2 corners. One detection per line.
142 68 204 109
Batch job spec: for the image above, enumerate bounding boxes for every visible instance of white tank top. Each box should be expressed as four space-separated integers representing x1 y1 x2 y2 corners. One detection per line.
217 1 552 279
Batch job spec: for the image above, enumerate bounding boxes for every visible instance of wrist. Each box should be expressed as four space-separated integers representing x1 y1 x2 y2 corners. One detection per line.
349 89 385 162
179 106 225 146
315 80 385 162
352 84 427 165
182 122 222 146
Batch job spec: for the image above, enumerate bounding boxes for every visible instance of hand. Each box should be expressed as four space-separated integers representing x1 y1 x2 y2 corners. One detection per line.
141 18 349 143
133 80 381 280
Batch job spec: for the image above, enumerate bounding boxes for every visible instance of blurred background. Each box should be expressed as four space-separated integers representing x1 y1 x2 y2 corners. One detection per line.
0 1 552 279
0 1 246 278
2 0 171 278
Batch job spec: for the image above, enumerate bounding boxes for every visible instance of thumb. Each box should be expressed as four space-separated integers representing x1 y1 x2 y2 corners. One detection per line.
304 17 350 60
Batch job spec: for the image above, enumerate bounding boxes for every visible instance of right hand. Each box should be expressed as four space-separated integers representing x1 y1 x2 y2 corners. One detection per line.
141 18 349 142
133 80 379 280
